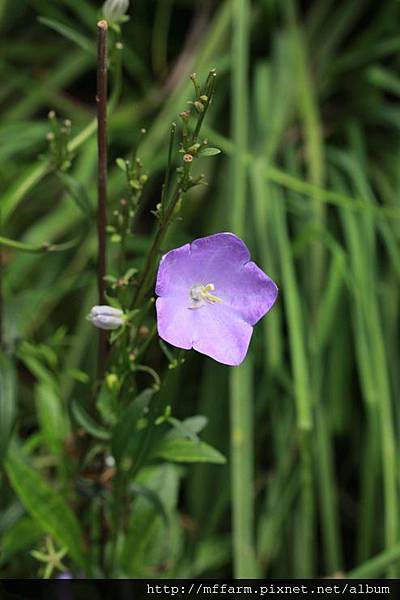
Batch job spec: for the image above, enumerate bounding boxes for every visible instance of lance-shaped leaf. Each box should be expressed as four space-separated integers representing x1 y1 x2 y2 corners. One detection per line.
5 448 88 571
152 438 226 464
0 353 17 461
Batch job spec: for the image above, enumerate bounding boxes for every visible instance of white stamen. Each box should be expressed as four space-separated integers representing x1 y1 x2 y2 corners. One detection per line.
188 283 222 309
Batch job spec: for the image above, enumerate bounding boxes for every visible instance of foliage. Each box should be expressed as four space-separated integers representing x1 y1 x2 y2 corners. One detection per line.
1 0 400 579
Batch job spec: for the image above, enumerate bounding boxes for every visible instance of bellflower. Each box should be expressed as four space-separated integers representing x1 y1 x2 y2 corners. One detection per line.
155 232 278 366
87 305 124 330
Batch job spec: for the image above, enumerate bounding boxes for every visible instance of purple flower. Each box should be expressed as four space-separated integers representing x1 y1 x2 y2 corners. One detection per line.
155 232 278 366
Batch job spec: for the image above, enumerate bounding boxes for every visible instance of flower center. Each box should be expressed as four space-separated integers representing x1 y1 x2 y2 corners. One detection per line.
189 283 222 309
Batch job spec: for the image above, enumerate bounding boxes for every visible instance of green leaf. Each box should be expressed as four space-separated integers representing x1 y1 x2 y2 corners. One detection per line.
116 158 128 172
111 389 155 465
38 17 94 54
199 147 221 156
122 465 182 576
153 438 227 464
71 399 110 441
167 415 208 442
0 353 17 461
5 448 88 570
0 122 48 163
129 483 169 526
35 382 70 455
0 517 43 566
96 383 118 426
57 172 92 218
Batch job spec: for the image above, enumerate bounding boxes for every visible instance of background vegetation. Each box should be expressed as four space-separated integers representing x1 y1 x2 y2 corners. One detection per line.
1 0 400 579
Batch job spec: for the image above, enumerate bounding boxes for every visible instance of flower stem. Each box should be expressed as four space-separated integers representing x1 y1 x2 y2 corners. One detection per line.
133 71 216 310
133 185 181 308
96 19 109 379
160 122 177 213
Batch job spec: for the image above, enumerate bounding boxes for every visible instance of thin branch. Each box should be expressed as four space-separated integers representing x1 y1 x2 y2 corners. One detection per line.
0 210 3 349
96 19 108 378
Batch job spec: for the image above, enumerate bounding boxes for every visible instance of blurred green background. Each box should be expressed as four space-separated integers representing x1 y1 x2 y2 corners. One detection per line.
1 0 400 579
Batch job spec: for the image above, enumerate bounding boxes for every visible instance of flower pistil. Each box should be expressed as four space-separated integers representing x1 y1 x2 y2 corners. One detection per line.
189 283 222 309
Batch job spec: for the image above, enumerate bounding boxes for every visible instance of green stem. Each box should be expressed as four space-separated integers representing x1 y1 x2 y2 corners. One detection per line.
160 122 177 212
230 0 258 579
203 128 400 220
132 183 182 309
348 544 400 579
0 235 78 253
132 71 216 309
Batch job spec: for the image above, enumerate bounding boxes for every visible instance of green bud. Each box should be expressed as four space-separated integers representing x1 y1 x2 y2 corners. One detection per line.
187 143 201 154
106 373 119 391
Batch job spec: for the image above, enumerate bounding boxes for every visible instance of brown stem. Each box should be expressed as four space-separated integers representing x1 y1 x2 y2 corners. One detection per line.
0 211 3 350
96 20 108 379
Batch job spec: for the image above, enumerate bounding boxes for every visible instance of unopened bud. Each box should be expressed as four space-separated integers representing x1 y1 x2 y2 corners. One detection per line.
87 305 124 330
106 373 119 391
102 0 129 21
138 325 149 338
180 110 190 121
187 143 201 154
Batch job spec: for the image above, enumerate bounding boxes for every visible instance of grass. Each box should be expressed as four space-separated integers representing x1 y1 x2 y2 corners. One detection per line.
0 0 399 580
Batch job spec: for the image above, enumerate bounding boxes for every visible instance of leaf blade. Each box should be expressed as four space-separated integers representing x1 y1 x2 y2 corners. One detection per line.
153 438 227 465
5 448 88 571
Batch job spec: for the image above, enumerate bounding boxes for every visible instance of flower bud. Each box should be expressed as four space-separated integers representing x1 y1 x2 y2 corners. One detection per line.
102 0 129 22
106 373 119 390
87 305 124 330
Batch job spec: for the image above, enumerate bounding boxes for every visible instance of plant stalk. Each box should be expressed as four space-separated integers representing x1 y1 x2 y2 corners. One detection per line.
96 19 109 379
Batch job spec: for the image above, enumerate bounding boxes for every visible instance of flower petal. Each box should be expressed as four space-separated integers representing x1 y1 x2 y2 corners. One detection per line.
224 261 278 325
189 232 250 283
192 303 252 366
156 295 193 350
189 233 278 325
155 232 278 366
155 243 193 297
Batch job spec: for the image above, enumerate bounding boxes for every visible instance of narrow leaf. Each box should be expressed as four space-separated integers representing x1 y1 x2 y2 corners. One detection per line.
153 438 227 465
129 483 169 526
5 448 88 570
112 389 155 464
38 17 94 54
199 147 221 156
0 353 17 461
71 400 110 441
57 172 93 218
36 382 70 455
